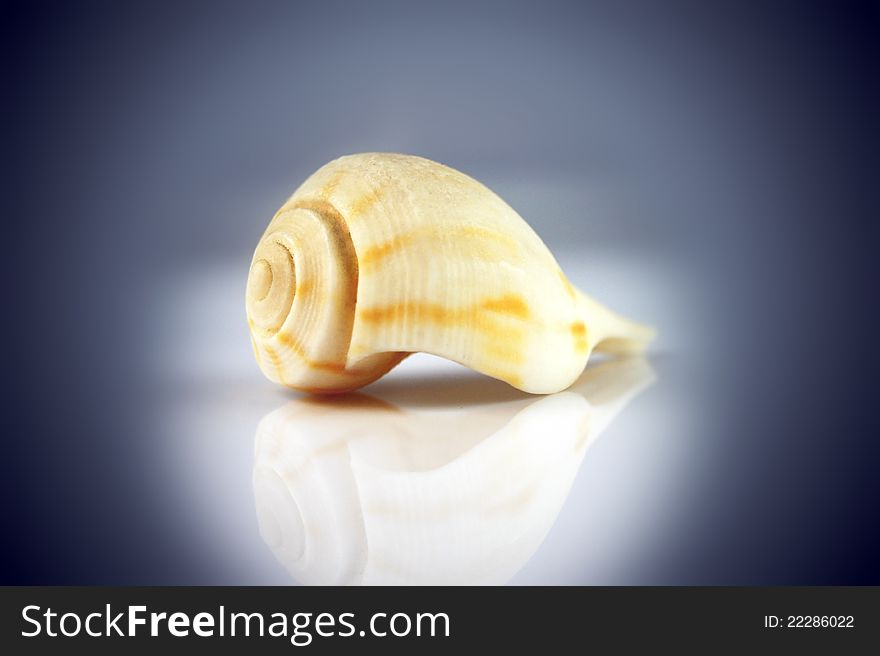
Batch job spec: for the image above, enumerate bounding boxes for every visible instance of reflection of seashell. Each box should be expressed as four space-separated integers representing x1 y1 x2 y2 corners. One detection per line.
246 153 654 394
253 358 655 585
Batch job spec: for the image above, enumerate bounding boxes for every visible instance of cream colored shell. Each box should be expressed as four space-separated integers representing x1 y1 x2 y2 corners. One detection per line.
246 153 654 394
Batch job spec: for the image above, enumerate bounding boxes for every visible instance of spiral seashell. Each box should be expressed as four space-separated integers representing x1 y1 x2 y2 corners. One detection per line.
246 153 654 394
252 357 655 585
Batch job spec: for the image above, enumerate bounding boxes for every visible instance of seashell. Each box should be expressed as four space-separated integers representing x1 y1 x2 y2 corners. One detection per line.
246 153 654 394
252 357 655 585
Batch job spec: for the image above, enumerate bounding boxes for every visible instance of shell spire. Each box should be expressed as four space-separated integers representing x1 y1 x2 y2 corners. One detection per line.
246 153 654 394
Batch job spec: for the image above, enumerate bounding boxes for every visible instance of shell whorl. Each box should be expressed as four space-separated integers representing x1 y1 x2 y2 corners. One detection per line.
247 198 403 393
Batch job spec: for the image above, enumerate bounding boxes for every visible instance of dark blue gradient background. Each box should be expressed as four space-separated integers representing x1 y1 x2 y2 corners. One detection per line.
4 0 876 584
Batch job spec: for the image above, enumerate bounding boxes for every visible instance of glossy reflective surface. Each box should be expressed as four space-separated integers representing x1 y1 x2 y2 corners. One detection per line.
148 257 695 585
253 359 654 585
